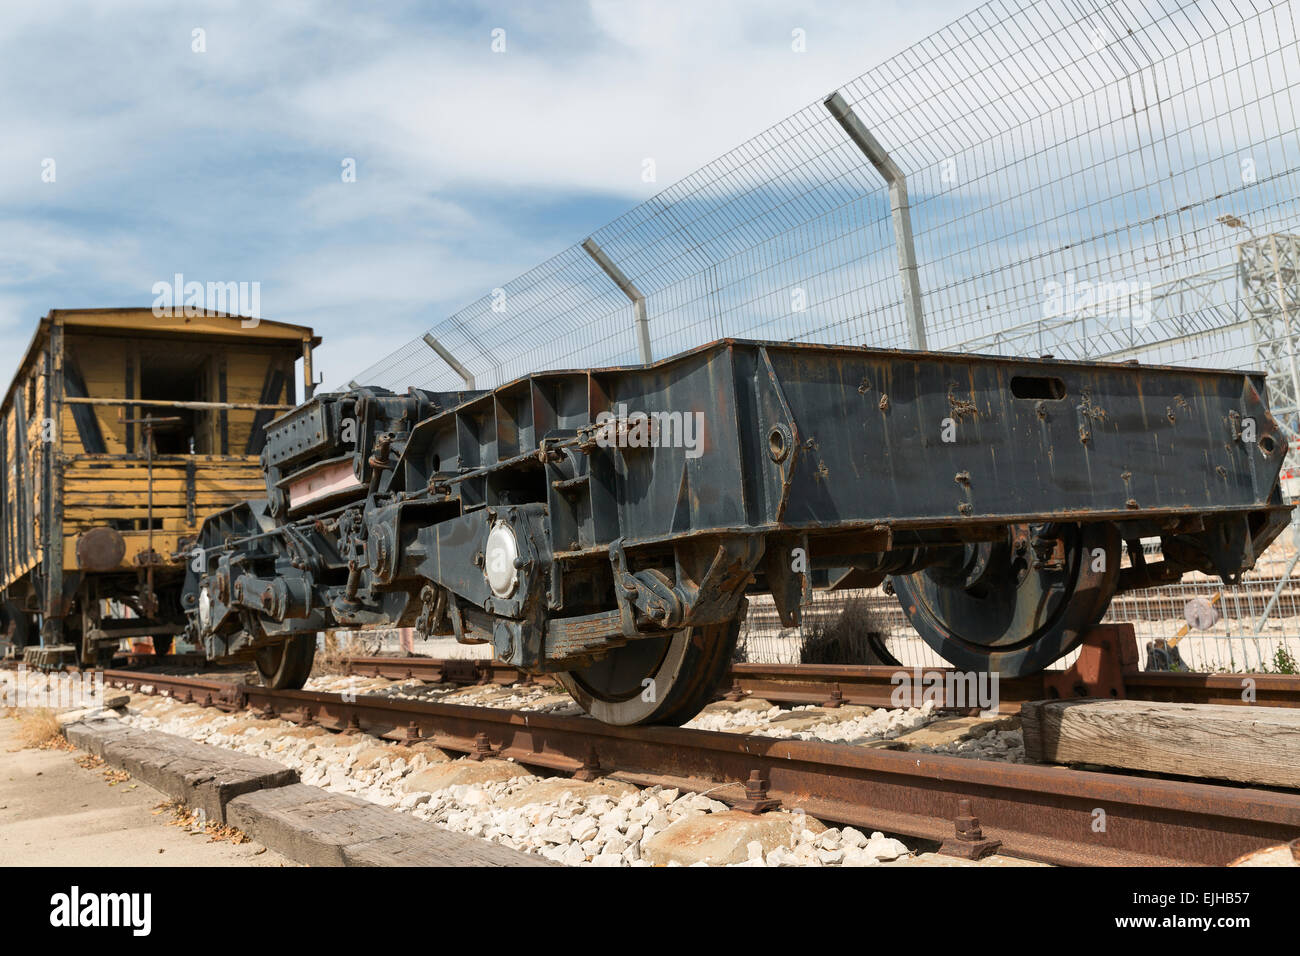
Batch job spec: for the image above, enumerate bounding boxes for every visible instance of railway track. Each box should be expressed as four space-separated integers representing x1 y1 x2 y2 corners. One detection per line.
333 655 1300 711
98 667 1300 867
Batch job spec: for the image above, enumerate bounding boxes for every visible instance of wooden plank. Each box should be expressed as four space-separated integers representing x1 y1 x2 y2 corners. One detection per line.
63 493 259 509
64 719 298 824
1021 698 1300 788
226 783 554 867
56 308 313 342
65 454 262 465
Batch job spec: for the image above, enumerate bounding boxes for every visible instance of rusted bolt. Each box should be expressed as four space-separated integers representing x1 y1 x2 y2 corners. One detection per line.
878 394 890 412
734 770 781 814
955 799 983 840
1126 498 1139 509
406 720 422 741
1216 465 1227 478
574 744 605 782
938 797 1002 860
958 502 973 516
1121 470 1131 481
344 713 362 735
471 732 494 761
1166 406 1176 424
724 679 745 702
954 471 970 485
1035 400 1047 420
823 684 844 709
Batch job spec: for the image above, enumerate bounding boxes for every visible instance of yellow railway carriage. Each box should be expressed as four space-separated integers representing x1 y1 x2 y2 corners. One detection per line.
0 308 318 664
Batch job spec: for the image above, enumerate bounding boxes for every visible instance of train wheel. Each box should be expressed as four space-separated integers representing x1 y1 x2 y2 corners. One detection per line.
556 619 740 726
891 522 1120 677
254 635 317 689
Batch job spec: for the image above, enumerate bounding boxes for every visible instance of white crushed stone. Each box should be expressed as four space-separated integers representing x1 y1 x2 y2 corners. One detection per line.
307 670 944 746
118 696 922 867
684 700 938 745
914 727 1025 762
305 673 587 716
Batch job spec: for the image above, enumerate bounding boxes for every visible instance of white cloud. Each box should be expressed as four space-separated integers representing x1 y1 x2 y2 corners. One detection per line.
0 0 975 389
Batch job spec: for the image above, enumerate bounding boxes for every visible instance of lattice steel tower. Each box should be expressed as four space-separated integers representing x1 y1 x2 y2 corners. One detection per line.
1240 233 1300 485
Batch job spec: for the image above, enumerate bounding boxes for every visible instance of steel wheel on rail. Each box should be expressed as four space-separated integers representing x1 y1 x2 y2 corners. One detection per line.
254 634 317 689
556 618 741 726
890 522 1120 677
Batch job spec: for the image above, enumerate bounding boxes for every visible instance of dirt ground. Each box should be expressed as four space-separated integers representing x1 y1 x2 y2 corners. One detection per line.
0 716 295 866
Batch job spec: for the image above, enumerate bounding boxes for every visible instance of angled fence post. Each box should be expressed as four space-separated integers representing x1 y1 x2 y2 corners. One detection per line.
582 237 652 364
824 91 927 350
422 334 476 389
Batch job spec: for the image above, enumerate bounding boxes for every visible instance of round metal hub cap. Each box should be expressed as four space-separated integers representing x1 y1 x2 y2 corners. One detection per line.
484 521 519 598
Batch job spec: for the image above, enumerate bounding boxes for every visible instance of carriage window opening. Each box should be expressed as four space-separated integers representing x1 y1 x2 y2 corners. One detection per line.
139 352 209 454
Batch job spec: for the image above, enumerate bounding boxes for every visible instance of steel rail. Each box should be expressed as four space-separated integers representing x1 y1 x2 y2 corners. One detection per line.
332 656 1300 711
101 669 1300 867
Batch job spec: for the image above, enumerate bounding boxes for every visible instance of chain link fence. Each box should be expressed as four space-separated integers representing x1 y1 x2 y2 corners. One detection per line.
346 0 1300 673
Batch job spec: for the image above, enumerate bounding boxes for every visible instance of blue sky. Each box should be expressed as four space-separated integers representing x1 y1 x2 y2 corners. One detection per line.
0 0 975 392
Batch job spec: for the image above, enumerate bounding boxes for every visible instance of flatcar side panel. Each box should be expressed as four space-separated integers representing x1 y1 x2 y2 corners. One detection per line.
756 344 1279 528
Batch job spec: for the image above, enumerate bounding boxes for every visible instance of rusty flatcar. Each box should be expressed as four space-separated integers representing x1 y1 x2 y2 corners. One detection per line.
0 308 318 664
186 339 1290 723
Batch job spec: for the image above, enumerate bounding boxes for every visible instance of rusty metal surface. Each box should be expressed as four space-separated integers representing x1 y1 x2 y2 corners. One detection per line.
74 526 126 573
332 654 1300 710
102 668 1300 867
726 663 1300 711
188 337 1290 694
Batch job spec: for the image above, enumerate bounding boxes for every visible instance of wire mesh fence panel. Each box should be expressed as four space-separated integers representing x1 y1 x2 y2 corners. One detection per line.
350 0 1300 396
345 0 1300 672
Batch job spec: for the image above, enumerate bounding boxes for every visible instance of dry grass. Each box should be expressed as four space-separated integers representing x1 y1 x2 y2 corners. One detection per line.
313 629 385 677
153 799 251 843
16 707 73 750
798 597 896 665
